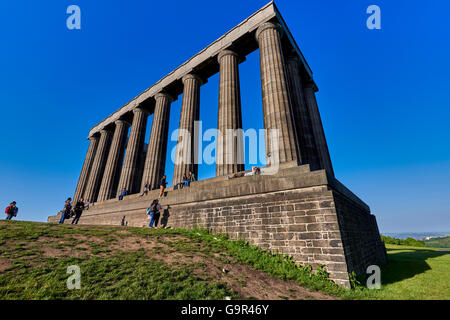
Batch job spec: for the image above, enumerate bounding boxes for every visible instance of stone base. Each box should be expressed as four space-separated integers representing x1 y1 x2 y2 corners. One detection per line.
48 164 386 287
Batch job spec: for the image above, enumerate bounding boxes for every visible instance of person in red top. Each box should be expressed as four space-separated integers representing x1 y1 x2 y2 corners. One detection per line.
5 201 18 220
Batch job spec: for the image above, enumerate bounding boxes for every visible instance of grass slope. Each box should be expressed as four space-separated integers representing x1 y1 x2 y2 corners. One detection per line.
0 221 449 300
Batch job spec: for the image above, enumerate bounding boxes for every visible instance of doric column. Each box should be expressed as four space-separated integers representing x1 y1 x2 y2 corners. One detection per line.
83 129 112 203
216 49 245 176
141 92 173 191
97 119 130 201
303 82 334 176
256 22 299 166
173 74 201 185
285 54 321 170
73 135 99 204
117 107 148 195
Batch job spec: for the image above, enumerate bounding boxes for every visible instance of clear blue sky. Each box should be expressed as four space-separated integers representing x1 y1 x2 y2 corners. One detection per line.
1 0 449 233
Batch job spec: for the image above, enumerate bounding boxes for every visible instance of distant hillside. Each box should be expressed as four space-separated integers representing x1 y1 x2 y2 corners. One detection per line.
381 235 425 247
425 236 450 249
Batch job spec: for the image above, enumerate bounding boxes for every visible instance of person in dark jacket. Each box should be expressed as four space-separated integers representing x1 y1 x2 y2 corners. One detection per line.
159 175 167 198
118 188 128 201
59 198 72 224
71 198 85 224
147 199 162 228
5 201 18 220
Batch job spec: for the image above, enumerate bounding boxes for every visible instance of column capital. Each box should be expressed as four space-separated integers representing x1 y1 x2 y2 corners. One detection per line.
88 135 100 141
217 49 239 63
182 73 203 85
99 128 112 134
132 106 149 116
255 22 282 42
115 119 131 127
154 91 174 103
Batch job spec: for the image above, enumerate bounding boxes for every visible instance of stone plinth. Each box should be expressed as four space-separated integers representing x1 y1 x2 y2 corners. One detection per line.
49 164 386 288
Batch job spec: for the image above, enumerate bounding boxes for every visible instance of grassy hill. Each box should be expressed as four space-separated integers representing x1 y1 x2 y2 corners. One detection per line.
0 220 449 300
424 236 450 249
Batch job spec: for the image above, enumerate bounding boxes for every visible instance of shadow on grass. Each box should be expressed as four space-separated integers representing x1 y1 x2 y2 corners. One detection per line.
381 247 447 285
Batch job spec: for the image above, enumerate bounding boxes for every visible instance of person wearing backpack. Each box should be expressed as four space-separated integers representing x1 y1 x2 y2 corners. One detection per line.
59 198 72 224
5 201 18 220
147 199 162 228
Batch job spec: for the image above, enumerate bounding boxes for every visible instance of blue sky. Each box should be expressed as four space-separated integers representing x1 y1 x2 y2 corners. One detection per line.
0 0 449 233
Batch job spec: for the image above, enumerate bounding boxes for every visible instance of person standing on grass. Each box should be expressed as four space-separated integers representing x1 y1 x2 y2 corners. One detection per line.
71 198 85 225
159 175 167 198
59 198 72 224
147 199 162 228
5 201 18 220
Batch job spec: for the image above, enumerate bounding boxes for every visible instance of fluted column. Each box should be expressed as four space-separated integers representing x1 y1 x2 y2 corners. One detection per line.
216 50 245 176
73 135 99 204
117 107 148 195
83 129 112 203
173 74 201 185
303 82 334 176
286 54 321 170
141 92 173 191
97 120 130 201
256 22 299 166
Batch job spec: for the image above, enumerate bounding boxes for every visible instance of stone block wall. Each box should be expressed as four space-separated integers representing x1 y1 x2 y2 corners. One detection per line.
166 186 352 286
48 165 386 288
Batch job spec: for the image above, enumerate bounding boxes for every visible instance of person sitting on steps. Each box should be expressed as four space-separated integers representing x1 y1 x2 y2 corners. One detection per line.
118 188 128 201
227 166 261 180
140 182 150 197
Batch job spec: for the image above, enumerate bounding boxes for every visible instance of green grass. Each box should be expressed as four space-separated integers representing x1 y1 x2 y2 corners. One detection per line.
347 244 450 299
0 221 449 300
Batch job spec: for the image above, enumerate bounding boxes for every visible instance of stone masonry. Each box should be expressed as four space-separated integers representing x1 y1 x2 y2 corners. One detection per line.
49 164 386 288
49 2 386 288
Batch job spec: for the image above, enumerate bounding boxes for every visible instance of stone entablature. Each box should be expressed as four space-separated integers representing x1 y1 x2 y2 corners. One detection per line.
87 1 315 138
